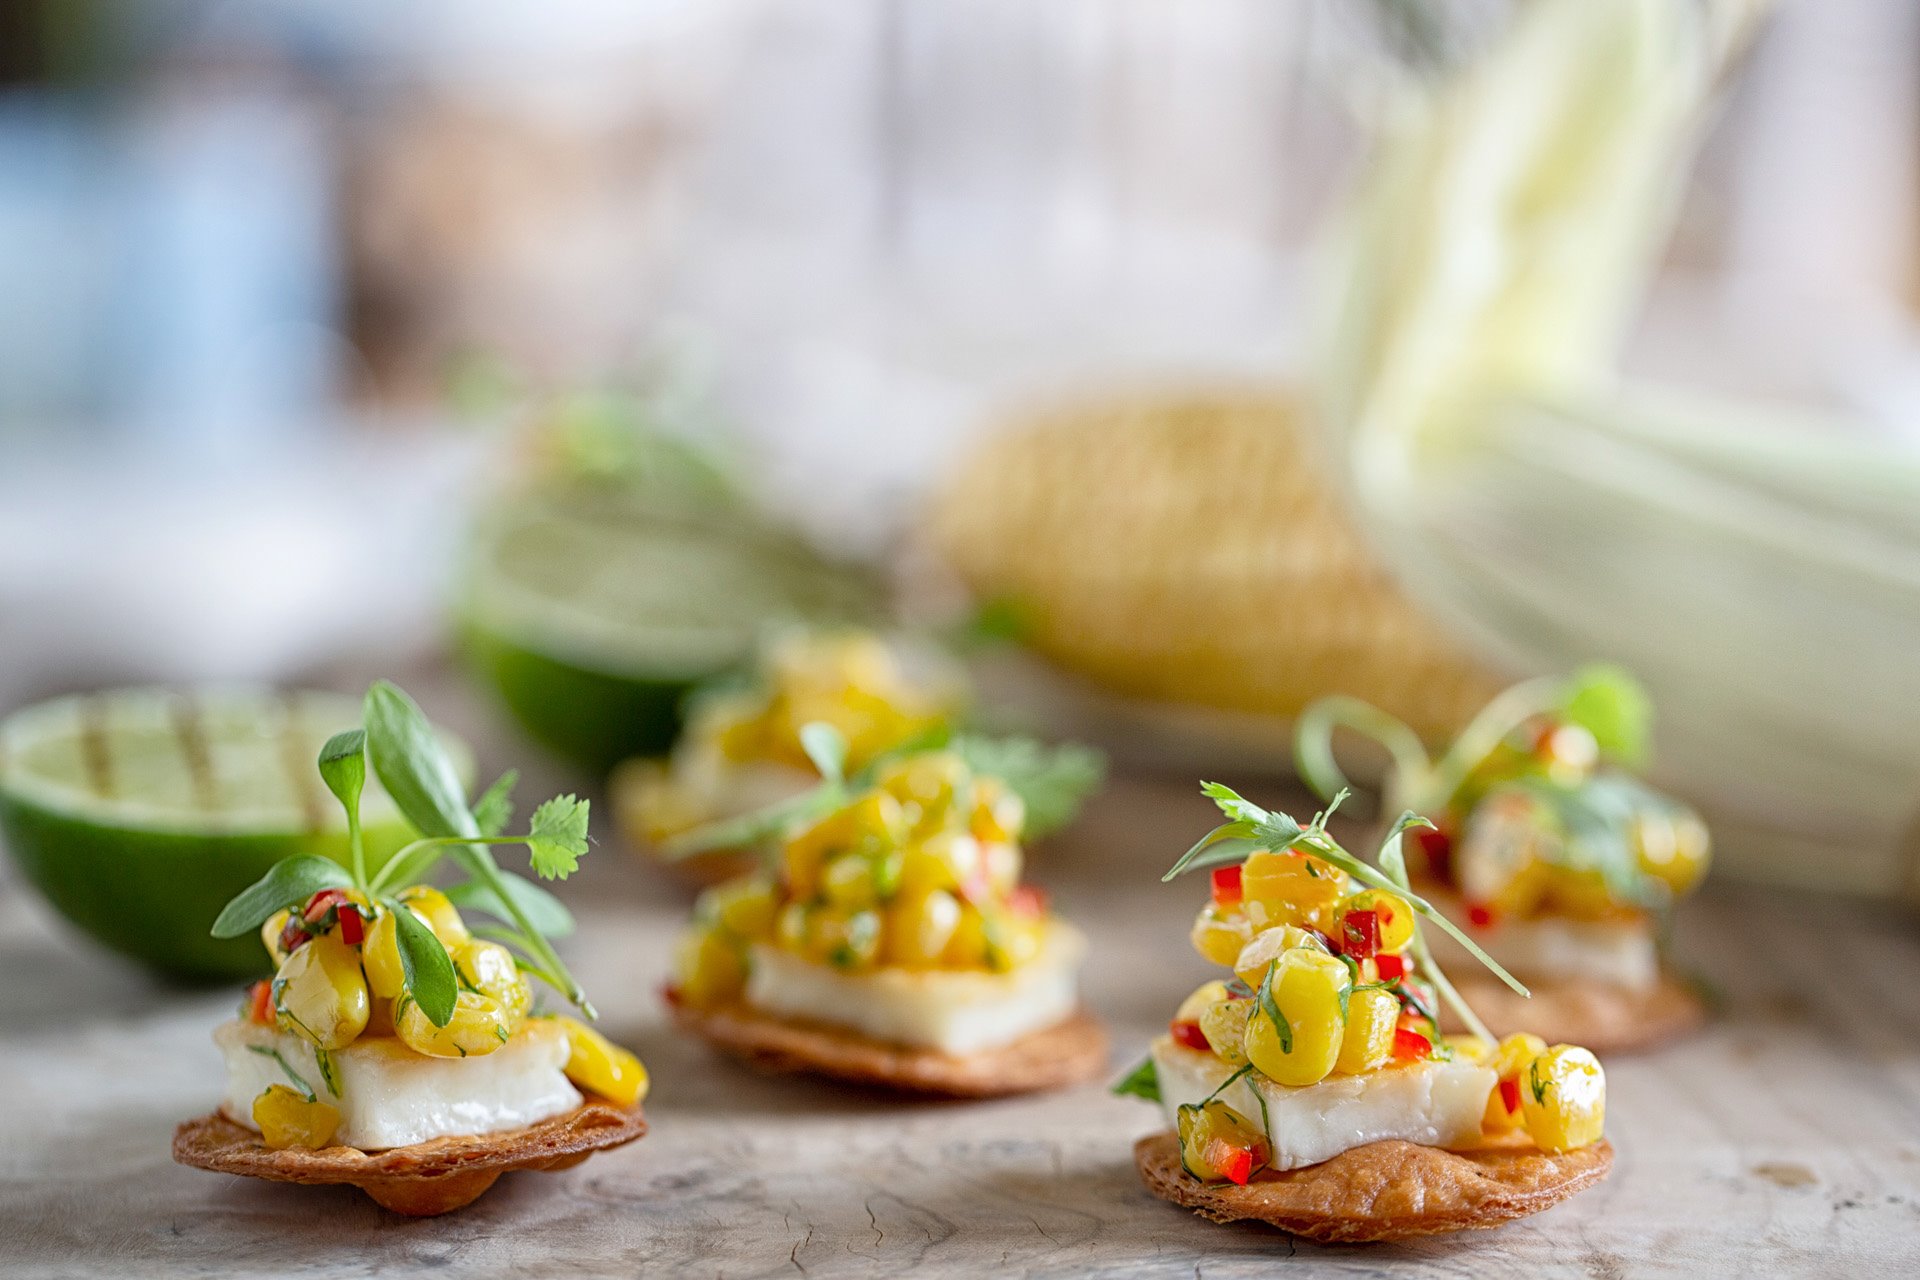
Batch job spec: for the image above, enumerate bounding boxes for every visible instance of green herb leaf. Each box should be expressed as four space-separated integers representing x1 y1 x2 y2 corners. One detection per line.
1200 782 1305 851
799 721 848 784
1112 1056 1161 1103
1255 960 1293 1054
211 856 352 938
1161 825 1263 881
313 1046 342 1100
384 894 457 1027
247 1045 316 1103
445 875 575 938
662 785 845 859
1560 664 1652 767
317 730 366 819
1530 1056 1550 1105
473 769 519 838
526 795 590 880
952 736 1104 839
368 839 446 897
1200 1061 1258 1106
364 681 477 845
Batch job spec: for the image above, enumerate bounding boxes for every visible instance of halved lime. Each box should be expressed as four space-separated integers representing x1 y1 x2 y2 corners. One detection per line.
0 688 470 982
455 495 884 774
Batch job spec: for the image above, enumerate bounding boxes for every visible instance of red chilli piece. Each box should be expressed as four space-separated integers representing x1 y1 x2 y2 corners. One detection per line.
1209 865 1243 907
1412 826 1453 880
1220 1145 1255 1187
246 980 274 1026
302 888 350 924
1466 902 1500 930
337 905 365 945
1341 908 1381 960
1374 952 1408 981
278 917 311 956
1392 1027 1434 1062
1007 884 1049 920
1499 1077 1523 1116
1169 1020 1211 1052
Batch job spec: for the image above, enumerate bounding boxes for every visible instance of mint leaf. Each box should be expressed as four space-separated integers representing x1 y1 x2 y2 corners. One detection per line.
473 770 519 838
365 681 478 845
212 856 352 938
247 1045 316 1102
527 795 590 880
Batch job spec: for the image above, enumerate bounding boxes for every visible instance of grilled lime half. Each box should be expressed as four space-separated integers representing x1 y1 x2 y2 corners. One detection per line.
455 496 885 775
0 687 469 982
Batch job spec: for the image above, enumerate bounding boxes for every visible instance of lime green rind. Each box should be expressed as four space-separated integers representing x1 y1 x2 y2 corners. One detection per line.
0 793 418 982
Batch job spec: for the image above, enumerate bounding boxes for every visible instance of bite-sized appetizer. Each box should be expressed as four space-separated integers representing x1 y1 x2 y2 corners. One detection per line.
173 682 648 1216
1294 665 1708 1052
663 722 1106 1096
1120 784 1611 1243
614 630 962 882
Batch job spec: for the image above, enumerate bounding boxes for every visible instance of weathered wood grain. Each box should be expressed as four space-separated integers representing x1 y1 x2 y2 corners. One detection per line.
2 761 1917 1278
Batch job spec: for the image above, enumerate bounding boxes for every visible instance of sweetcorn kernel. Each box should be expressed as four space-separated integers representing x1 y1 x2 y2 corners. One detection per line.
557 1016 650 1108
1520 1044 1606 1153
252 1084 339 1150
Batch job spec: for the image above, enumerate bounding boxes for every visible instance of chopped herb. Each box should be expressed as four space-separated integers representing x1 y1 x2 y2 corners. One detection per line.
1201 1062 1257 1105
1255 961 1292 1054
1112 1057 1161 1103
312 1046 342 1099
1530 1057 1549 1105
247 1045 316 1103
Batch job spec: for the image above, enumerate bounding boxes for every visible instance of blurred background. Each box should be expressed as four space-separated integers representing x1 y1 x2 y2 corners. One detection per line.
6 0 1920 912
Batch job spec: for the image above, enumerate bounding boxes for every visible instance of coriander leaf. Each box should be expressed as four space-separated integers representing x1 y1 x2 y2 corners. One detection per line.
1112 1057 1161 1103
473 769 519 838
313 1046 342 1100
317 730 366 817
212 855 352 938
446 875 575 938
1200 1061 1258 1105
799 722 848 784
1200 782 1305 852
369 838 447 897
1200 781 1269 828
1560 664 1652 767
953 736 1104 838
526 795 590 880
383 894 456 1026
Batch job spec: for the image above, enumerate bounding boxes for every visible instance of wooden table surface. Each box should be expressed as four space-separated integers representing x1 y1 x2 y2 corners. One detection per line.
4 699 1919 1278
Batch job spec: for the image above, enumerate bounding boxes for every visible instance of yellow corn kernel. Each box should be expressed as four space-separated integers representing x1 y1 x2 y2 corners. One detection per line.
1335 986 1399 1074
814 907 883 970
882 888 962 967
1520 1044 1606 1153
1635 809 1711 897
1175 980 1231 1024
273 934 370 1050
983 910 1043 972
1341 890 1416 953
1447 1034 1492 1064
360 901 434 1000
557 1016 650 1108
1176 1100 1269 1184
454 940 531 1023
784 792 905 900
970 778 1026 844
261 909 294 967
1239 847 1349 928
1190 905 1251 967
1197 999 1253 1065
700 875 780 940
1241 949 1351 1087
942 904 991 968
822 851 903 909
252 1084 340 1150
1487 1033 1548 1131
396 885 471 947
897 831 982 898
675 927 748 1008
396 990 516 1058
875 752 967 832
1232 925 1324 990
